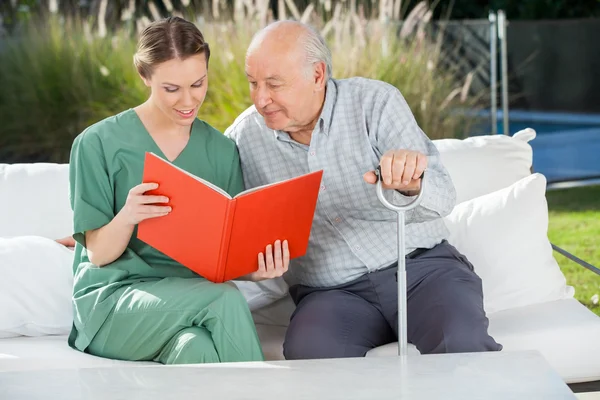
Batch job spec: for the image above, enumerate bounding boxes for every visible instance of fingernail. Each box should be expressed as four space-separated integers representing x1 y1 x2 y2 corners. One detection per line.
403 180 409 185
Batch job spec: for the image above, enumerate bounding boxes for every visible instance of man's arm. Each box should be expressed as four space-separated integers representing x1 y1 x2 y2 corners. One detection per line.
365 86 457 223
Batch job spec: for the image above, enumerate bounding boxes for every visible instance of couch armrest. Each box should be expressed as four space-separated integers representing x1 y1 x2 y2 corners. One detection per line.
552 244 600 276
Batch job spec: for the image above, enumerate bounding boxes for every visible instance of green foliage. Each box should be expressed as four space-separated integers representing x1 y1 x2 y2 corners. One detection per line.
0 16 477 163
547 185 600 316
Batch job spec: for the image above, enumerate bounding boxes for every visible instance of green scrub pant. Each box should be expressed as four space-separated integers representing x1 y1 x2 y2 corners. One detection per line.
86 277 264 364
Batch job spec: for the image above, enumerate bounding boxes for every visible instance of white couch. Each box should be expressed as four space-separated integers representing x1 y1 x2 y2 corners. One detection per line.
1 129 599 384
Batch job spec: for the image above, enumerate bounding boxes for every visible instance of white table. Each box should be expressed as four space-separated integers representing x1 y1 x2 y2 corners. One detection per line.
0 350 576 399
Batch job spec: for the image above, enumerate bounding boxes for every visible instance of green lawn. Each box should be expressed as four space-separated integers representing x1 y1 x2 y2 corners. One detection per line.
546 185 600 316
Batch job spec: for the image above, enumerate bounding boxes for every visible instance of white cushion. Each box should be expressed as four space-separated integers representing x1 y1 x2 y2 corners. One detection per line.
434 129 535 203
0 236 74 338
0 163 72 239
443 173 573 314
233 278 289 311
0 335 152 372
366 298 600 384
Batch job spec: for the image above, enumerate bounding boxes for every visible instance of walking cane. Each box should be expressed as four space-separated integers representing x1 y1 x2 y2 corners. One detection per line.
375 167 426 357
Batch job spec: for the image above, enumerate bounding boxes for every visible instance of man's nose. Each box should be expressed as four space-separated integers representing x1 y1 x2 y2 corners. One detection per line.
255 85 271 108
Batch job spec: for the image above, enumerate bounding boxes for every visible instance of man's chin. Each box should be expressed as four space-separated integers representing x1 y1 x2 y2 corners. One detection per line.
263 118 286 131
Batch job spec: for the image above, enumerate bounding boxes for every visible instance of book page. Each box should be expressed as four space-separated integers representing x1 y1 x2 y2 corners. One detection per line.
149 152 232 199
234 171 320 198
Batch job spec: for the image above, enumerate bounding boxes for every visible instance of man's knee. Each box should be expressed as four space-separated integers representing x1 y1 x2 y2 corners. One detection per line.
416 268 501 354
283 291 384 360
283 325 365 360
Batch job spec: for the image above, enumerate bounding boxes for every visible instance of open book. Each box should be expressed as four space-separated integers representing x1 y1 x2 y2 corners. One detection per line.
137 152 323 283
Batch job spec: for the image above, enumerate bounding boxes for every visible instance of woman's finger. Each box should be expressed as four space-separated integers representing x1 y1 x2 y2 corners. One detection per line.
257 252 266 274
274 240 282 270
282 240 290 272
140 205 172 214
131 182 159 195
139 195 170 205
265 244 274 275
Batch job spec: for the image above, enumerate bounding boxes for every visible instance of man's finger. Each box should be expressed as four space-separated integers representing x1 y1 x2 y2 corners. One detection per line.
363 171 378 184
414 155 428 179
379 154 394 185
391 153 407 185
402 153 417 185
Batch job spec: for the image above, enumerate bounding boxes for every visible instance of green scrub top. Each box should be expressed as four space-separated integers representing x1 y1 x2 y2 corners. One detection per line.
67 108 244 351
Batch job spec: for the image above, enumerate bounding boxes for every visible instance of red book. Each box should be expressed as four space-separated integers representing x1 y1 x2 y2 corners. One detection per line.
137 152 323 283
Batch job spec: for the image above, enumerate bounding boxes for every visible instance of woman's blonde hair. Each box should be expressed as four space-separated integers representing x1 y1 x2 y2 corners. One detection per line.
134 17 210 79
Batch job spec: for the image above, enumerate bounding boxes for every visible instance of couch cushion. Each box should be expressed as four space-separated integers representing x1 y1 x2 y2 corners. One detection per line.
0 236 74 338
443 173 573 314
0 163 72 239
0 335 152 372
434 129 535 204
366 299 600 384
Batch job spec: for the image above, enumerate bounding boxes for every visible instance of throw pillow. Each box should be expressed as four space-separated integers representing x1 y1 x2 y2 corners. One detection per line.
443 173 574 314
434 129 535 204
0 236 74 338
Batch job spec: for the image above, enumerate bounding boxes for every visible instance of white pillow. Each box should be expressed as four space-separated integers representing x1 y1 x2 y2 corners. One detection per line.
0 236 74 338
434 129 536 204
234 277 289 311
0 163 73 239
443 173 574 314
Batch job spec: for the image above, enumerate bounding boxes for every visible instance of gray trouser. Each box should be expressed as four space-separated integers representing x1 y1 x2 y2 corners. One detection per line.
283 240 502 360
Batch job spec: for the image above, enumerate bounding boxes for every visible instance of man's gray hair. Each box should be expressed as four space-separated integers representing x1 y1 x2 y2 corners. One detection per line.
248 21 333 81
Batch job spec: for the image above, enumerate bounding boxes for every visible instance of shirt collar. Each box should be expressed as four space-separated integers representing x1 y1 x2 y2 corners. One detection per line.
318 79 337 136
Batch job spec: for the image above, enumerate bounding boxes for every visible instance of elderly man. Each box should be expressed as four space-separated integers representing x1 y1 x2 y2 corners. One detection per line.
225 20 502 359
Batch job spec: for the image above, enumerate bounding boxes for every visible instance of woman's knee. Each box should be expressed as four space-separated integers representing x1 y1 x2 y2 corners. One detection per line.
160 327 220 364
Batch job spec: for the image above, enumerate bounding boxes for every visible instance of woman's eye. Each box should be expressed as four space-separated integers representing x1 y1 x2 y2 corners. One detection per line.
165 87 178 93
192 83 203 88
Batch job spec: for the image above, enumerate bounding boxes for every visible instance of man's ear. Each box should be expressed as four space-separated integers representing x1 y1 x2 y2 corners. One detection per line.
314 61 327 91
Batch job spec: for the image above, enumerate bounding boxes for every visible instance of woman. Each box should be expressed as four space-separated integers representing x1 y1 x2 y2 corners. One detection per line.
67 16 288 364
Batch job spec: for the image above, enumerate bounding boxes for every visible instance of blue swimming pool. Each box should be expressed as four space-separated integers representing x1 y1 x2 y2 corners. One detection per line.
472 110 600 186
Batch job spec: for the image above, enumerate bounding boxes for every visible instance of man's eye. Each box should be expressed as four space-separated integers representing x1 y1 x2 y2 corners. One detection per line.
268 84 281 89
249 82 257 88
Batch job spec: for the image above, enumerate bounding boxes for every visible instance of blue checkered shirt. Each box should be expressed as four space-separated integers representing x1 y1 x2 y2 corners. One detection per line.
225 78 456 287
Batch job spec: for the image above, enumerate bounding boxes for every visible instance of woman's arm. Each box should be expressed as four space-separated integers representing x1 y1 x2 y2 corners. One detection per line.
85 182 171 267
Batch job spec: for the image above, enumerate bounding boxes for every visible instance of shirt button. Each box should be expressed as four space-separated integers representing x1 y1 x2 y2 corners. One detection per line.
320 185 326 191
355 245 362 251
334 217 341 224
310 151 316 156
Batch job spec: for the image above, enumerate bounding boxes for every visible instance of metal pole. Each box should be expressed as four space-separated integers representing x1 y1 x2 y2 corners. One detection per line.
375 170 426 358
396 211 408 356
498 10 510 135
489 11 498 135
